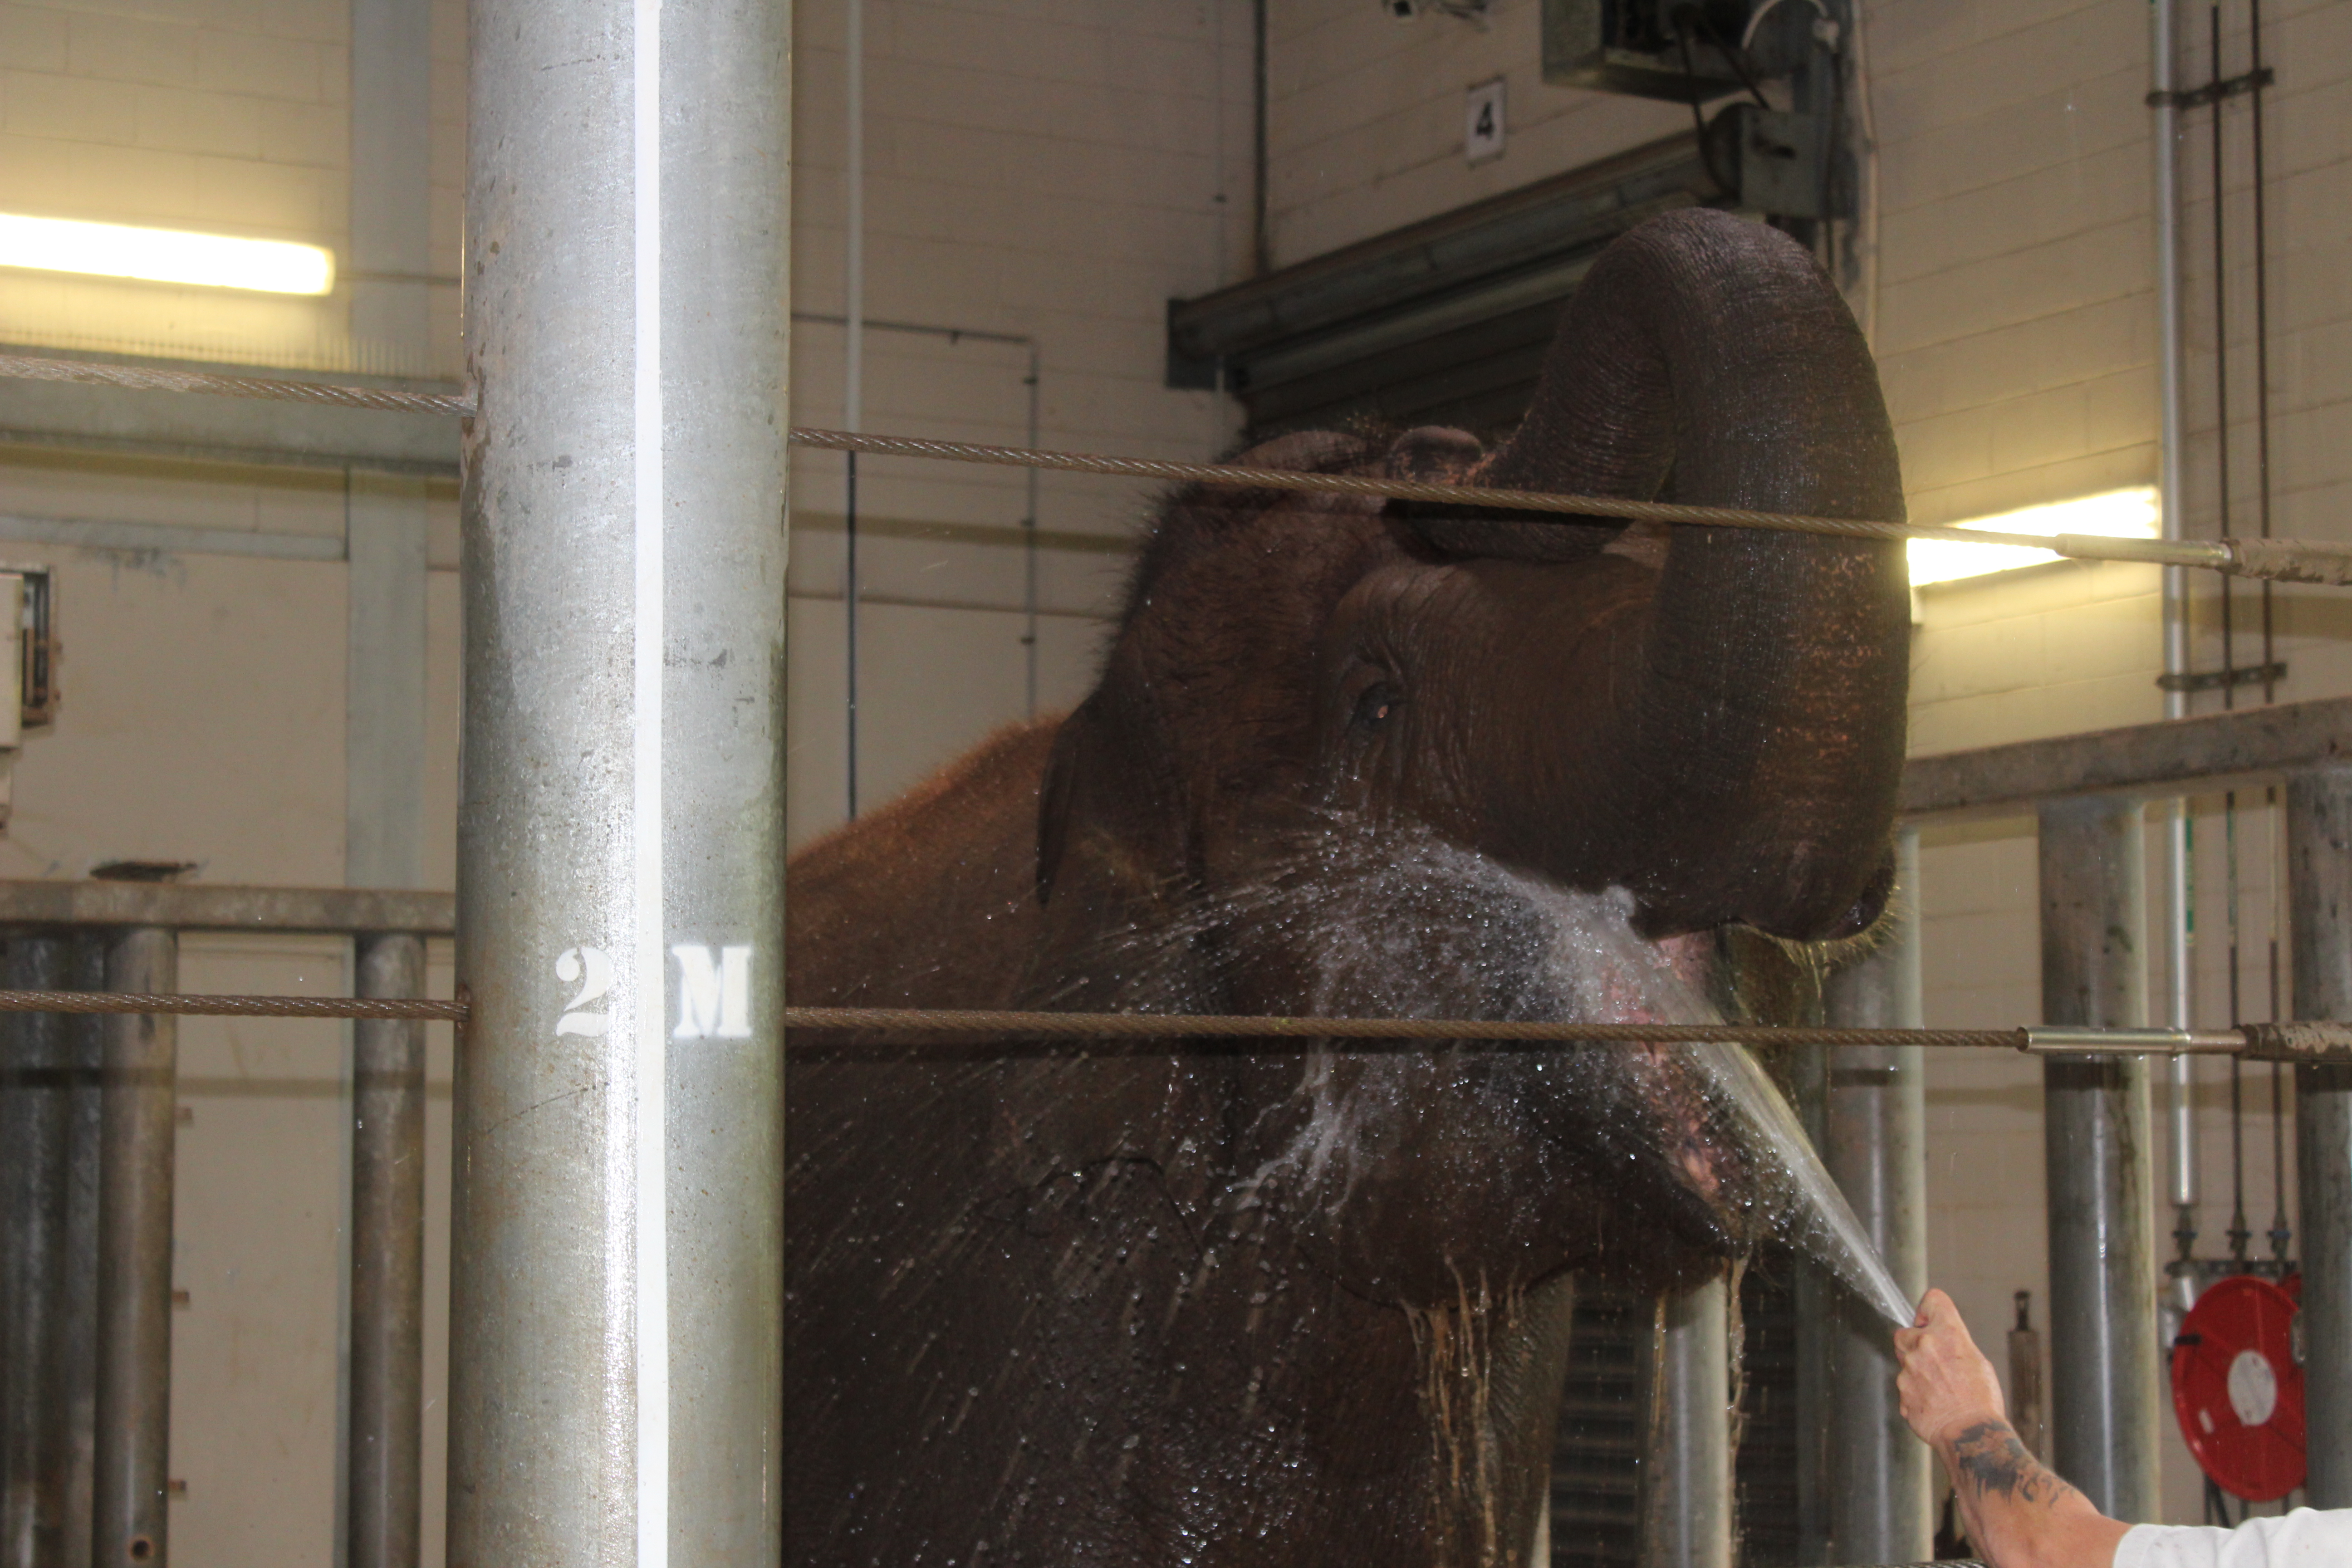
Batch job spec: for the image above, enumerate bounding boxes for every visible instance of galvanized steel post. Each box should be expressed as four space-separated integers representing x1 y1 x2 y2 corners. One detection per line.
94 927 177 1568
451 0 788 1563
0 936 75 1568
2037 799 2160 1520
349 933 425 1568
1643 1278 1730 1568
1817 828 1931 1562
2287 768 2352 1504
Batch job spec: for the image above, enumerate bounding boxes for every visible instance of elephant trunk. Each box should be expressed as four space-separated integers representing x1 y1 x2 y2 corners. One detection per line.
1413 209 1909 940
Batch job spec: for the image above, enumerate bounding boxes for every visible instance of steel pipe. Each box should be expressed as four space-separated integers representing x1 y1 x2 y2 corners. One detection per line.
451 0 788 1562
2036 800 2161 1520
2286 768 2352 1504
1817 828 1931 1563
0 936 78 1568
1643 1277 1730 1568
348 934 425 1568
58 939 101 1568
93 927 176 1568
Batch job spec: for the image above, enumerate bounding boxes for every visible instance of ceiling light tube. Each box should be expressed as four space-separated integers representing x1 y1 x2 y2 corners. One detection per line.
1906 486 2163 588
0 213 334 296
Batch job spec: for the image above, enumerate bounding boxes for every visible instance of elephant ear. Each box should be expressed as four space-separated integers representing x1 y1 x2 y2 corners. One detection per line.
1035 678 1189 908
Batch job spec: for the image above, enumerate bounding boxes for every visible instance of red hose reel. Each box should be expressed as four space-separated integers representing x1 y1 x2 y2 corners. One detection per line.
2171 1273 2305 1501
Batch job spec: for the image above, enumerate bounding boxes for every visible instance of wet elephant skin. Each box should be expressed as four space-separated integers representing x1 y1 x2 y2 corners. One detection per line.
784 209 1910 1566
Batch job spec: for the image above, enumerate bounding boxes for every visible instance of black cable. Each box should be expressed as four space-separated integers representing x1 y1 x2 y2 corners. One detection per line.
2211 6 2236 713
2250 0 2277 694
2246 0 2290 1265
1687 8 1773 110
2230 1042 2252 1264
1677 23 1738 196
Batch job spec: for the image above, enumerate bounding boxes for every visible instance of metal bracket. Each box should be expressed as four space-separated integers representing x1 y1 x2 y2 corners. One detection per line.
2147 66 2276 110
2156 660 2286 694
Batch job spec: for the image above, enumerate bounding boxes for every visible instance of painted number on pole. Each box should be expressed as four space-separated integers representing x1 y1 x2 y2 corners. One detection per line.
672 944 752 1039
1465 78 1505 164
555 946 613 1036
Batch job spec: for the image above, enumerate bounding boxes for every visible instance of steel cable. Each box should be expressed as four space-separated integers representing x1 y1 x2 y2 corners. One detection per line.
13 353 2352 581
0 989 464 1020
0 353 475 418
0 991 2336 1060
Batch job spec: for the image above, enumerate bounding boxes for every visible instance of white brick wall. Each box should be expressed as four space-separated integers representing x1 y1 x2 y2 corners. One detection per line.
0 0 372 368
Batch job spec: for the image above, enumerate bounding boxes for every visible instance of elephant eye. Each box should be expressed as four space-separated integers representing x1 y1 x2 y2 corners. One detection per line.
1351 682 1400 730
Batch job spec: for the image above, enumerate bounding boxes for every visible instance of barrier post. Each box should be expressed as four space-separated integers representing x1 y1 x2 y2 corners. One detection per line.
450 0 789 1561
0 936 76 1568
349 932 426 1568
1644 1278 1730 1568
1818 827 1931 1561
93 927 177 1568
2287 767 2352 1504
2037 799 2160 1519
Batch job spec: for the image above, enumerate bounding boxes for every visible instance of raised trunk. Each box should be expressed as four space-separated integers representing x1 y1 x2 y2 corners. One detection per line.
1413 210 1908 939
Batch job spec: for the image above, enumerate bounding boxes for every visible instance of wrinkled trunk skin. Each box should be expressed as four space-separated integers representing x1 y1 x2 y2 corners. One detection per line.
1408 210 1908 940
784 209 1911 1567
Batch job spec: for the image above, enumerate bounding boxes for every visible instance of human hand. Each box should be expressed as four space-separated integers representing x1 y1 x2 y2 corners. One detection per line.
1894 1288 2008 1450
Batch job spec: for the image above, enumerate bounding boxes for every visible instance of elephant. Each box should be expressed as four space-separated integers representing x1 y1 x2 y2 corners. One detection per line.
784 207 1911 1567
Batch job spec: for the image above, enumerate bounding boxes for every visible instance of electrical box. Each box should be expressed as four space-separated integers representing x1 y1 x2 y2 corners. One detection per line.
1721 101 1836 219
0 565 59 833
1539 0 1752 102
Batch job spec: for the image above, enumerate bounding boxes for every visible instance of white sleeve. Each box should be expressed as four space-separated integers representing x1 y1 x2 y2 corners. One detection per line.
2112 1508 2352 1568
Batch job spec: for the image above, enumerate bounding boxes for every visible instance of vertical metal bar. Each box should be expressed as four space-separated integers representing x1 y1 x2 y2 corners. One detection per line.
348 934 424 1568
93 928 176 1568
1790 1042 1831 1568
2286 767 2352 1505
0 936 73 1568
2037 799 2160 1521
1817 828 1931 1563
453 1 788 1566
1642 1279 1730 1568
59 939 101 1568
2151 0 2199 1303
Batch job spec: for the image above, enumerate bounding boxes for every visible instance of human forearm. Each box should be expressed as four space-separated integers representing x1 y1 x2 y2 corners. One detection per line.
1936 1419 2130 1568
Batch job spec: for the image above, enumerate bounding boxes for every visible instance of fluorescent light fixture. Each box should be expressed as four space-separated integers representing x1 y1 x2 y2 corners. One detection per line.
1907 486 2161 587
0 212 333 296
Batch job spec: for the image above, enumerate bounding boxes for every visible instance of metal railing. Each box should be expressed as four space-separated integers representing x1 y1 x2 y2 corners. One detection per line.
0 888 451 1568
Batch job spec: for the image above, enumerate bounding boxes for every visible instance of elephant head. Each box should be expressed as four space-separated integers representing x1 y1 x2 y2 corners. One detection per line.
1026 207 1907 1295
784 206 1911 1568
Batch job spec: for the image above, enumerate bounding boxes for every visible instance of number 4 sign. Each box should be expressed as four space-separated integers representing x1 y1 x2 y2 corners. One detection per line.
1465 77 1505 164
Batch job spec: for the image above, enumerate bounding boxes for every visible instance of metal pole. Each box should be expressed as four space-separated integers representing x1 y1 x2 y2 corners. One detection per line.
1642 1278 1730 1568
1818 828 1931 1563
2037 799 2160 1520
2286 767 2352 1504
348 933 424 1568
59 939 101 1568
94 927 176 1568
452 0 788 1563
0 936 74 1568
2151 0 2200 1319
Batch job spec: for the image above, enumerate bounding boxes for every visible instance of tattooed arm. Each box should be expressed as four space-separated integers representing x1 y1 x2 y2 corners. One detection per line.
1896 1289 2132 1568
